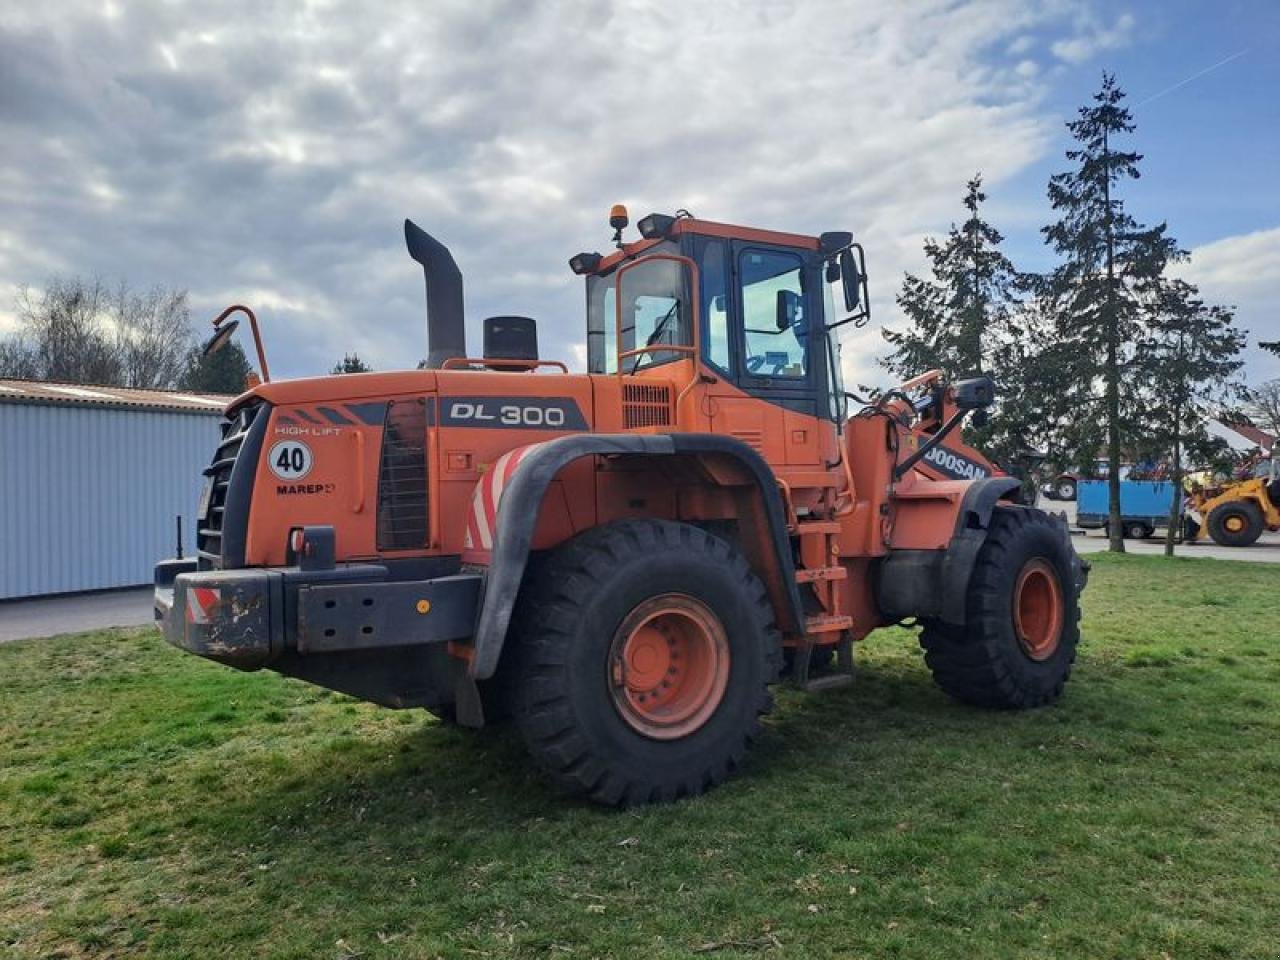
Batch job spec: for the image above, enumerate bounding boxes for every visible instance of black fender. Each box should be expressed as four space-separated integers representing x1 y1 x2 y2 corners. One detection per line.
938 476 1022 624
469 432 804 679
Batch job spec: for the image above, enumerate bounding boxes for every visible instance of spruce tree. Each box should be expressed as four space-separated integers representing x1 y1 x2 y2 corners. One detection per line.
882 175 1032 461
1042 74 1180 553
180 340 253 394
1138 278 1244 555
883 175 1025 380
331 352 372 374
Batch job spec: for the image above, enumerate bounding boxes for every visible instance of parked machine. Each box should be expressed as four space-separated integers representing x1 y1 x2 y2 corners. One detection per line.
155 209 1087 805
1043 459 1133 502
1187 468 1280 547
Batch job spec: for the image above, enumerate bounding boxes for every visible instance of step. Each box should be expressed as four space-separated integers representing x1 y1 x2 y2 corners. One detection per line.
804 614 853 634
793 521 842 535
795 566 848 584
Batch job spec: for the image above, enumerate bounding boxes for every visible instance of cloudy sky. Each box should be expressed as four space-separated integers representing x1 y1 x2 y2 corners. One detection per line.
2 0 1277 387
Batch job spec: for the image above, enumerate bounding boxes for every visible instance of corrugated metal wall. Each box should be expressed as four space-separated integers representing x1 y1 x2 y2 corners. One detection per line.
0 403 222 599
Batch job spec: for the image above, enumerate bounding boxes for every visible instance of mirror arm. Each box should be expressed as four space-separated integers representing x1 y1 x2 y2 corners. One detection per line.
211 304 271 383
893 408 969 480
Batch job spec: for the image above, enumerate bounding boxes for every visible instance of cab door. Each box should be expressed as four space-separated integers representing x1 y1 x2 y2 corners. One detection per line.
711 241 822 466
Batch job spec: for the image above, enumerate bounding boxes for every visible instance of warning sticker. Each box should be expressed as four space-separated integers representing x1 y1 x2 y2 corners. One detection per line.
268 440 314 481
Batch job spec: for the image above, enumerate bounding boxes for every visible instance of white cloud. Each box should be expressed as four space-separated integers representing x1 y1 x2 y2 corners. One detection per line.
1174 227 1280 382
0 0 1142 383
1049 10 1135 64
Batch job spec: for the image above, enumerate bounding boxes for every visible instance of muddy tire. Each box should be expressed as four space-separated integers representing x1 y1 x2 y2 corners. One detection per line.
1206 501 1264 547
509 519 782 806
919 507 1080 709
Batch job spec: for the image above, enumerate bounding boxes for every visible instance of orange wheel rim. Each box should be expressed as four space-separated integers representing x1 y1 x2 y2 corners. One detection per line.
608 594 730 740
1225 515 1244 533
1013 559 1064 661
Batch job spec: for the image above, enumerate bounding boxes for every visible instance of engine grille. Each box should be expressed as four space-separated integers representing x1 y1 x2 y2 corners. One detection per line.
622 382 673 429
377 398 429 550
197 402 264 569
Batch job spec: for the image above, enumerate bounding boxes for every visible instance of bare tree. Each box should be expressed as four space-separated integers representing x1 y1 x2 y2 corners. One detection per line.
111 283 192 389
11 278 120 384
0 277 192 388
1243 379 1280 438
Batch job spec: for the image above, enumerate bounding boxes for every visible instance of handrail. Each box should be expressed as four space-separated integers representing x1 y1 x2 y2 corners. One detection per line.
440 357 569 373
616 344 697 362
896 368 944 393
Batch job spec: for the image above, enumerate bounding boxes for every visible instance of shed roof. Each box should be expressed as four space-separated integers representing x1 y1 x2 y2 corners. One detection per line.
0 378 233 414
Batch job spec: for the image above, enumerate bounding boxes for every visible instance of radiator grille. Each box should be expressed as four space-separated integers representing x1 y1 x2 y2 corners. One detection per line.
197 402 262 570
622 382 673 429
377 398 429 550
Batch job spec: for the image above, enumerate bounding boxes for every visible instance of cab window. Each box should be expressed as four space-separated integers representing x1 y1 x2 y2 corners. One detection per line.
740 249 807 378
586 241 687 373
698 238 732 372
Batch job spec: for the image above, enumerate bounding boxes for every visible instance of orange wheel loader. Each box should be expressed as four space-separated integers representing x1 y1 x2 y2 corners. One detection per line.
155 208 1088 805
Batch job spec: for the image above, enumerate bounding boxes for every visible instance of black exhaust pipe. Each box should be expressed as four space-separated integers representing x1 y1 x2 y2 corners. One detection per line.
404 219 466 368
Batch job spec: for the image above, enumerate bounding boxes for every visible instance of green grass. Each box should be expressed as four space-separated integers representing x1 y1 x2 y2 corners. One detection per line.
2 554 1279 959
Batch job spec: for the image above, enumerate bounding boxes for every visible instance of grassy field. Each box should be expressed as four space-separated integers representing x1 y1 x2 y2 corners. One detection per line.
2 554 1278 959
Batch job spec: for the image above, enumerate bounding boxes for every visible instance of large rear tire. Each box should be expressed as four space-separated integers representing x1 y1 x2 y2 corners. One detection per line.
509 519 782 805
1206 501 1264 547
919 507 1080 709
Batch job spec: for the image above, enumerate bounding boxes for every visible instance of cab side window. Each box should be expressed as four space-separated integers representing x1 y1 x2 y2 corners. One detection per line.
740 250 807 378
698 238 732 372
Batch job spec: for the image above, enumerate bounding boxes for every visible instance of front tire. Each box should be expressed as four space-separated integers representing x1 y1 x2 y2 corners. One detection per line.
1056 478 1077 501
509 520 782 805
1206 501 1264 547
919 507 1080 709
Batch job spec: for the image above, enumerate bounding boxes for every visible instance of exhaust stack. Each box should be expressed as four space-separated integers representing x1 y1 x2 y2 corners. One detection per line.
404 219 466 368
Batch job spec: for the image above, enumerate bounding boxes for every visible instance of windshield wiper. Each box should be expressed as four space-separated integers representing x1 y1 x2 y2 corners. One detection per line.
628 302 680 374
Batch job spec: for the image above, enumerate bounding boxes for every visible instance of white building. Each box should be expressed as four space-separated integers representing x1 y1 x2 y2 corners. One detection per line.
0 379 231 599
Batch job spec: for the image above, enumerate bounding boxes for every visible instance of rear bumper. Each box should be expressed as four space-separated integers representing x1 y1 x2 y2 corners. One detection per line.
154 558 481 671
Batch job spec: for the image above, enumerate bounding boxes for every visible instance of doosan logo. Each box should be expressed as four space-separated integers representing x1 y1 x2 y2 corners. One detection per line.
923 446 990 480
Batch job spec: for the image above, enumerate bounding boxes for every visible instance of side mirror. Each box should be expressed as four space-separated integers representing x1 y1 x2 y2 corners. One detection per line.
776 289 802 331
838 249 860 313
202 318 239 357
953 376 996 411
819 231 853 255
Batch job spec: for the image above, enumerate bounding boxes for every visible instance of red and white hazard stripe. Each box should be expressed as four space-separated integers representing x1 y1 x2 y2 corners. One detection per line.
463 444 538 563
185 587 221 624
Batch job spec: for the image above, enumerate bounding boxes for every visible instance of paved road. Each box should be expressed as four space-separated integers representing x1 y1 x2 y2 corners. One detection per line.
1042 497 1280 564
0 587 154 644
1072 527 1280 562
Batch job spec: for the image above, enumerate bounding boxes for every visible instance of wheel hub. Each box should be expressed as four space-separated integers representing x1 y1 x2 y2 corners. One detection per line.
1225 515 1245 533
608 594 730 740
1013 559 1064 661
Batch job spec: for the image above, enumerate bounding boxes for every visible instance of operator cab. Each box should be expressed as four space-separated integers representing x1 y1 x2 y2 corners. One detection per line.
574 209 868 424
